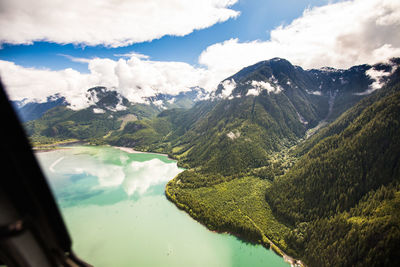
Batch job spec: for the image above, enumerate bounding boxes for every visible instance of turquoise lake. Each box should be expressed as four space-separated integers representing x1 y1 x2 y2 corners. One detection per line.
36 146 288 267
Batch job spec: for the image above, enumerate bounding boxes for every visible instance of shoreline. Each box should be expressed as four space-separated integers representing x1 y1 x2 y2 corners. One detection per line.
33 146 72 153
165 177 304 267
34 143 174 160
111 145 180 162
113 146 168 157
34 143 302 265
32 140 85 153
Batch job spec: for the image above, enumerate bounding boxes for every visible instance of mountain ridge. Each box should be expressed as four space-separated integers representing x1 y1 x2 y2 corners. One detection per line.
20 57 400 266
165 64 400 266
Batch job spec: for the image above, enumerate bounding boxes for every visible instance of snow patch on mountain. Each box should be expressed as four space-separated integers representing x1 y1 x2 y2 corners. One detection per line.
296 111 308 125
153 99 165 108
307 90 322 96
93 108 106 114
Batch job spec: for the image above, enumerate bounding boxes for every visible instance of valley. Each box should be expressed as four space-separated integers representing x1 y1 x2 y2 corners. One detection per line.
20 57 400 266
2 0 399 266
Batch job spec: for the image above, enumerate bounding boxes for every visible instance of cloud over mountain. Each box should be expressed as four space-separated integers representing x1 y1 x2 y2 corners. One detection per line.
0 54 217 109
199 0 400 78
0 0 239 47
1 0 399 110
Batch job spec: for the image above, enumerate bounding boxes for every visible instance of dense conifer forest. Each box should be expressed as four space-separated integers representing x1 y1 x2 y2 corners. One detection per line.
23 59 400 266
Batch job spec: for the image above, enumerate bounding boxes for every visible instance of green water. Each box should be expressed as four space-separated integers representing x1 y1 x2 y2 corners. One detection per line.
36 146 288 267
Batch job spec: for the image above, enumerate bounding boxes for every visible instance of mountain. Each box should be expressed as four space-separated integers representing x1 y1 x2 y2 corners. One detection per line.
165 59 399 266
265 73 400 266
24 87 159 144
23 57 400 266
12 94 68 122
86 85 207 112
21 85 207 145
215 57 398 125
158 58 399 173
26 57 399 175
145 86 208 110
12 85 206 123
86 86 130 112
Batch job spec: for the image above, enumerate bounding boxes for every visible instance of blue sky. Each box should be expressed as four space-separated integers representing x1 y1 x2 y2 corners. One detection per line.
0 0 328 72
0 0 399 107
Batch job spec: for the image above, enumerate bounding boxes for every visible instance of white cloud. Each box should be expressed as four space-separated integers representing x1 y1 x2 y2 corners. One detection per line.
58 54 92 64
0 0 239 47
2 0 399 107
0 60 99 109
107 56 216 102
250 80 282 94
199 0 400 78
355 63 398 95
114 52 150 60
152 99 165 109
0 54 218 109
366 68 390 90
246 88 259 96
220 79 236 98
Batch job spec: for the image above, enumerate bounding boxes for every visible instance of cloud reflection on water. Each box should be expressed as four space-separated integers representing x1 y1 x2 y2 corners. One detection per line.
48 149 181 196
122 158 181 195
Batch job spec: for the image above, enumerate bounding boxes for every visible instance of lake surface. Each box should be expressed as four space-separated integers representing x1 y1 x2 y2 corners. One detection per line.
36 146 288 267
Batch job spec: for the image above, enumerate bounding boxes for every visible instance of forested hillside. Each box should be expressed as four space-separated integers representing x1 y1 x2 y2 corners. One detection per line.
265 77 400 266
25 103 158 144
12 95 68 122
165 60 400 266
24 58 400 266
